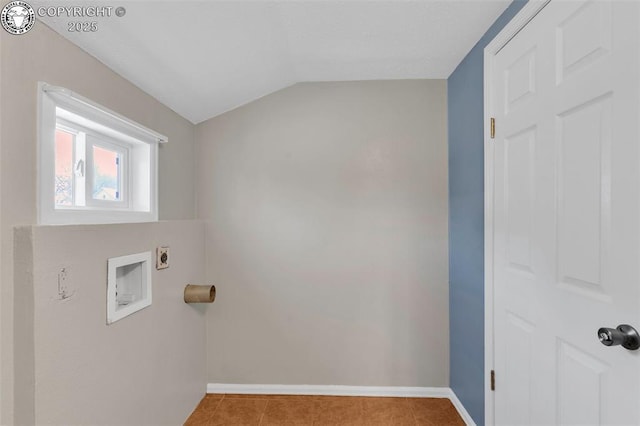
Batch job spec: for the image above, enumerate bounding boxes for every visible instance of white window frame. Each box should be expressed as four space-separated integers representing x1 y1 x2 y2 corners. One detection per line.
86 135 128 208
38 82 167 225
55 119 130 210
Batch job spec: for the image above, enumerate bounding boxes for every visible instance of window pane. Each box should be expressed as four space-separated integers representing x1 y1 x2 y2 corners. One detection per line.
92 145 121 201
55 129 74 207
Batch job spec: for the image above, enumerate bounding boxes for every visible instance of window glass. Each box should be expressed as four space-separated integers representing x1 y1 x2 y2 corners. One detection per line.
55 128 74 206
92 145 121 201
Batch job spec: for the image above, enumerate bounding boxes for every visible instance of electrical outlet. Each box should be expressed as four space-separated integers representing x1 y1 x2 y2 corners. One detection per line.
58 268 68 297
57 267 75 300
156 246 169 270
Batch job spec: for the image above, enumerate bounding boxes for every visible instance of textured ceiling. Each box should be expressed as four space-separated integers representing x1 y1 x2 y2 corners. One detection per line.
35 1 510 124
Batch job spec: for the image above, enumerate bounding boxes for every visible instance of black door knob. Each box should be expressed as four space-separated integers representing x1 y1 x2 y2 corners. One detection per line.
597 325 640 350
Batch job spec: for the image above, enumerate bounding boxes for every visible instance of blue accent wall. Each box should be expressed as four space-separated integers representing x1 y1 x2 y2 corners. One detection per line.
448 2 527 424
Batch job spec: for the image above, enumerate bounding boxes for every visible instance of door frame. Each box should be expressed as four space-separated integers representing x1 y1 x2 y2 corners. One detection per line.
483 1 550 425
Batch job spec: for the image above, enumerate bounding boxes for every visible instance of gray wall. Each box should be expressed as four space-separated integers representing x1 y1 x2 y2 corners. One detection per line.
14 222 206 425
447 1 527 424
0 24 198 424
196 81 449 387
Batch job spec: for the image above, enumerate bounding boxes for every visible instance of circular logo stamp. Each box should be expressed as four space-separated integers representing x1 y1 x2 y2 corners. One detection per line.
1 1 35 35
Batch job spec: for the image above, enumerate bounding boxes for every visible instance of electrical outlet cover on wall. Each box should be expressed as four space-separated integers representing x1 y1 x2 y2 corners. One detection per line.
156 246 169 269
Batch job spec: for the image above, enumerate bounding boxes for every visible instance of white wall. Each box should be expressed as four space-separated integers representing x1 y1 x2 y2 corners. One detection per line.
0 24 198 424
14 222 206 425
196 80 449 387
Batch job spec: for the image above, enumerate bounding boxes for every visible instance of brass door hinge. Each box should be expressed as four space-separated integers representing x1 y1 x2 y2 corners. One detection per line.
491 370 495 391
490 118 496 139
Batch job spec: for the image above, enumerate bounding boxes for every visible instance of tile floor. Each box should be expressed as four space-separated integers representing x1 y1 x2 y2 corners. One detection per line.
184 394 466 425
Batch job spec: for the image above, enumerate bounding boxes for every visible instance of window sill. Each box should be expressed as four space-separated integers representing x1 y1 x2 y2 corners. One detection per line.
39 210 157 226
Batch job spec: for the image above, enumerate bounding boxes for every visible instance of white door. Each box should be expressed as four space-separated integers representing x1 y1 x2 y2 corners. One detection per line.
491 1 640 425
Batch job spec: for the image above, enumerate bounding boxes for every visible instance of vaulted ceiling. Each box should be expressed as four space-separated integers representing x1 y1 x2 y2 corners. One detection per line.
35 1 510 124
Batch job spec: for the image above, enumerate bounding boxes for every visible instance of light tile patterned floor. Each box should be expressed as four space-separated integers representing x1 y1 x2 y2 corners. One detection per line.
184 394 466 425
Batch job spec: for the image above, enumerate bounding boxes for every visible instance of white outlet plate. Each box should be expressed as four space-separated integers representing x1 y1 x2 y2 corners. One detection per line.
58 267 69 299
156 246 169 270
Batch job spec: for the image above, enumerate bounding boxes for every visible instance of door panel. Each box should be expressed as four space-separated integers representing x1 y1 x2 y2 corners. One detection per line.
506 48 537 113
492 1 640 425
556 339 608 425
556 1 612 84
557 95 612 301
505 128 536 274
504 312 535 426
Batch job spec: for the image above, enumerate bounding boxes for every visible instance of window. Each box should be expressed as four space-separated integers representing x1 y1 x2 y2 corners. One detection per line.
39 83 167 224
55 122 127 208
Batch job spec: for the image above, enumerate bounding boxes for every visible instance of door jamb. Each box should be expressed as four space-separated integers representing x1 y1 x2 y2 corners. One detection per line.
483 2 551 425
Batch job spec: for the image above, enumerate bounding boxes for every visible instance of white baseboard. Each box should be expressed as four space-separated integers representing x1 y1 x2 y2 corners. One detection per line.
207 383 476 425
207 383 450 398
448 389 477 426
